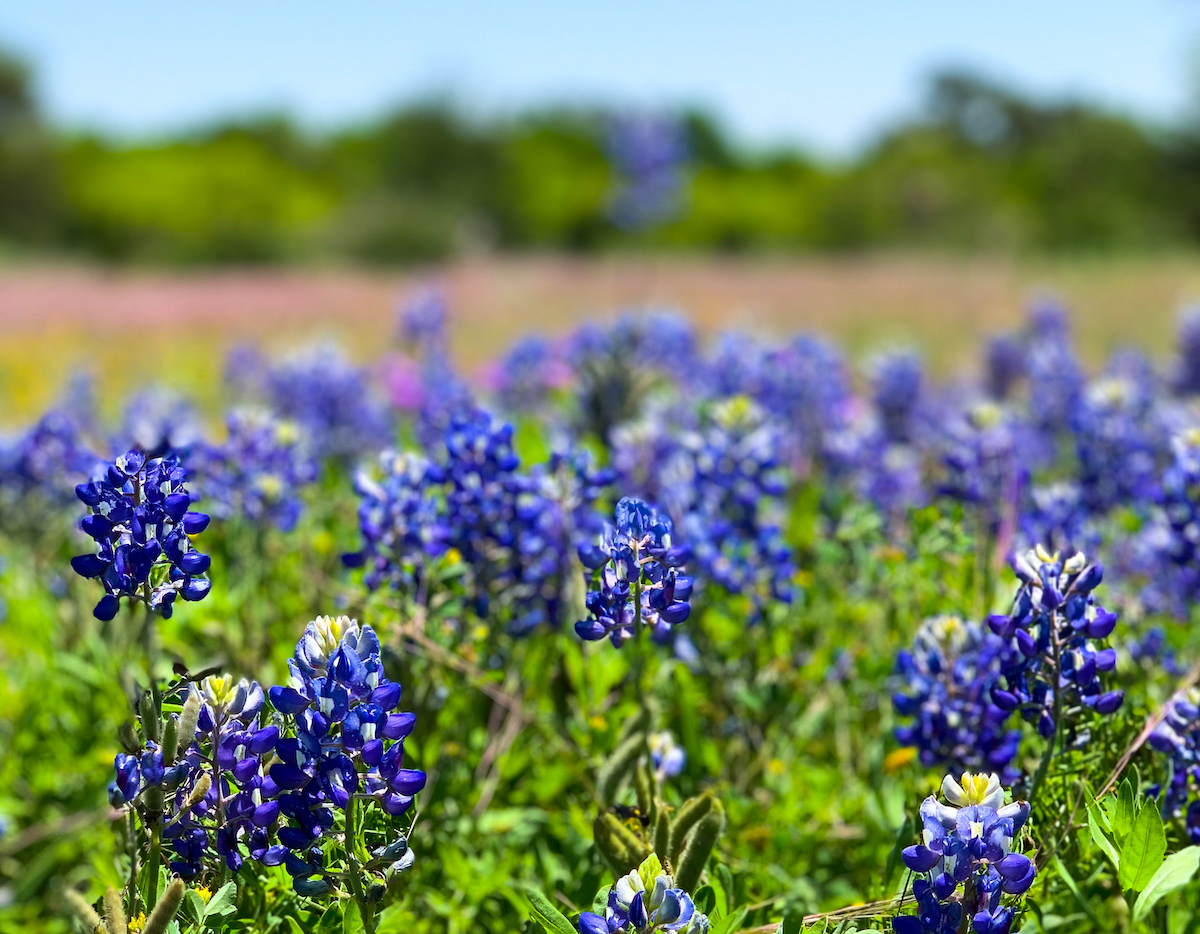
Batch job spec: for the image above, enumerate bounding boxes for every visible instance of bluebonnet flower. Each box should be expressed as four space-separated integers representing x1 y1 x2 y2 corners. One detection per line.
1023 299 1083 452
753 334 852 469
268 615 425 895
71 450 211 620
1149 688 1200 841
938 402 1024 535
607 114 688 230
346 450 451 596
394 288 475 447
1018 483 1093 556
266 345 392 463
987 547 1124 742
870 351 925 445
108 674 281 880
579 861 710 933
575 498 692 647
0 410 99 545
983 334 1026 402
489 335 571 415
893 617 1022 785
1138 429 1200 619
1070 366 1164 514
1126 626 1186 678
194 409 317 531
506 448 612 635
661 398 795 614
894 773 1034 934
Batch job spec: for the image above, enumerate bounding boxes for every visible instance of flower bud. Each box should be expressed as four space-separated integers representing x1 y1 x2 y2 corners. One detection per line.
139 694 161 743
117 721 140 754
184 772 212 810
143 878 185 934
161 715 179 766
104 886 127 934
178 690 201 747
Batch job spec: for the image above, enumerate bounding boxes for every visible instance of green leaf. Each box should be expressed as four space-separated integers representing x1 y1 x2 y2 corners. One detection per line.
1051 855 1101 926
882 816 913 896
711 906 747 934
317 905 342 934
591 885 611 914
1118 803 1167 893
343 901 365 934
1117 779 1136 838
524 885 577 934
283 918 306 934
692 886 716 917
1132 846 1200 924
779 901 804 934
201 881 237 921
637 852 665 891
1087 802 1120 870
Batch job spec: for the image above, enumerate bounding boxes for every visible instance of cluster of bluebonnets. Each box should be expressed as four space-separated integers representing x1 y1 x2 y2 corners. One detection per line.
15 289 1200 931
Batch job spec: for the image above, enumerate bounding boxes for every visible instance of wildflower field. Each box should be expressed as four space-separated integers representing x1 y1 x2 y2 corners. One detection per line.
10 280 1200 934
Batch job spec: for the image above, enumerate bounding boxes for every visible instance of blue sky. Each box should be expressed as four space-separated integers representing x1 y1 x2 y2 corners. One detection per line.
1 1 1198 155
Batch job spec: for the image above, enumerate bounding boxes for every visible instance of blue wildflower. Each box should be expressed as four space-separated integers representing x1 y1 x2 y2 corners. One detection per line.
71 450 212 620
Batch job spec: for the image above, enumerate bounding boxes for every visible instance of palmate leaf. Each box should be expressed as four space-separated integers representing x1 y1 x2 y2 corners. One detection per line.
1118 803 1166 893
1132 846 1200 924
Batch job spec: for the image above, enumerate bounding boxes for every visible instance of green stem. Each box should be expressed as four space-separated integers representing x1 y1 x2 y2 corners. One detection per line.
143 821 161 914
125 809 139 917
1028 612 1063 804
343 795 378 934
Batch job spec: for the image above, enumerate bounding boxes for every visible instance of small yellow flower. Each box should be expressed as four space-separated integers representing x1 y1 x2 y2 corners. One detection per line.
129 912 147 933
767 758 785 776
589 715 607 731
884 746 917 772
446 547 463 565
194 885 213 904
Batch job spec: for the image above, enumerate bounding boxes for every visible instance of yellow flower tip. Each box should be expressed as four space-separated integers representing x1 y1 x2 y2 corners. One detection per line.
767 757 786 776
129 912 147 933
446 547 463 564
1034 543 1059 565
884 746 918 772
588 715 608 731
194 886 212 904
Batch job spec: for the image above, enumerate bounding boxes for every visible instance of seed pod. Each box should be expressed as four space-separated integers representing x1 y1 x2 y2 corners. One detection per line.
161 715 179 766
142 878 185 934
594 812 650 877
654 810 671 866
598 734 646 806
104 886 127 934
184 773 212 810
139 694 161 743
634 760 653 814
178 691 201 748
668 793 714 863
63 889 103 933
117 722 140 753
673 800 725 894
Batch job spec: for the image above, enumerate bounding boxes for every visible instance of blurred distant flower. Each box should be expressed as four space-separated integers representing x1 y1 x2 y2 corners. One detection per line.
0 410 97 510
1138 429 1200 618
71 449 211 620
489 335 572 414
1017 482 1093 556
266 345 391 463
194 409 317 531
1149 686 1200 840
1024 298 1083 446
607 114 689 230
893 616 1022 784
122 387 204 458
984 333 1026 402
938 402 1024 535
1173 306 1200 397
870 351 924 445
647 730 686 784
397 285 449 357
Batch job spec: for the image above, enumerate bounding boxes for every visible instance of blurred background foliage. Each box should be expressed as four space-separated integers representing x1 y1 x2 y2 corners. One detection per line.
5 45 1200 265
